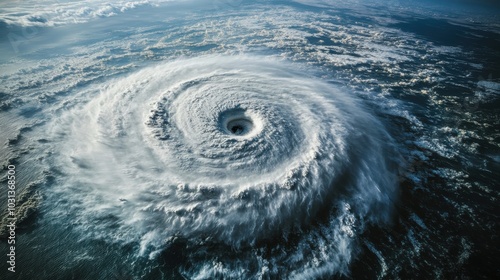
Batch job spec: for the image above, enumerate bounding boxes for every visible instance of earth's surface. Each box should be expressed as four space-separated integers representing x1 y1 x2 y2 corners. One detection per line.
0 0 499 279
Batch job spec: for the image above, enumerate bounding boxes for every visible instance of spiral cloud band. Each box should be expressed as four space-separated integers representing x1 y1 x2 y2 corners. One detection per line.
48 56 396 267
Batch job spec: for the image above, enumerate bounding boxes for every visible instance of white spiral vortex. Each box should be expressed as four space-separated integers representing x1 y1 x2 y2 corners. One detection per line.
48 55 396 258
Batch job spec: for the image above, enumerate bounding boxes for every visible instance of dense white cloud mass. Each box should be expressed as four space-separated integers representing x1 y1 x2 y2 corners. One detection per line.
0 0 180 27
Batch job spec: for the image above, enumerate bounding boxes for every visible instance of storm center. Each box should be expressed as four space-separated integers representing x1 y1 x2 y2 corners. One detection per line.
227 118 253 136
219 108 259 137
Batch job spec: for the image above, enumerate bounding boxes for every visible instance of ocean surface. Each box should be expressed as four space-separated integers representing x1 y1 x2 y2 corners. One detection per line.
0 0 499 279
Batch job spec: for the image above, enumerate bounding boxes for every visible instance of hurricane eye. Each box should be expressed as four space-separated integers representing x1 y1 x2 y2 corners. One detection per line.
219 108 257 138
230 124 244 135
226 118 253 136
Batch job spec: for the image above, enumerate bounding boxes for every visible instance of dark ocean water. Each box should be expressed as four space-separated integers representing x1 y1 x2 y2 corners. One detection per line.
1 1 499 279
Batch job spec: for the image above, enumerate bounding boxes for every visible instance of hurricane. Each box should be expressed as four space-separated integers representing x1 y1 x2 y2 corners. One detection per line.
38 56 396 277
1 0 499 279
